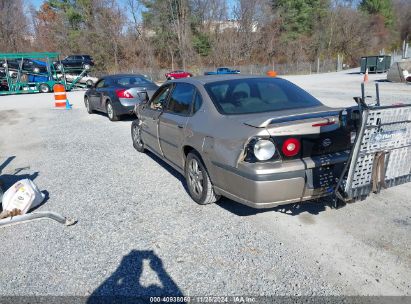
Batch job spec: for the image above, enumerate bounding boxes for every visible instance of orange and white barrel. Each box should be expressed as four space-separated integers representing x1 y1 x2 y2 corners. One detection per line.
53 84 67 108
266 70 278 77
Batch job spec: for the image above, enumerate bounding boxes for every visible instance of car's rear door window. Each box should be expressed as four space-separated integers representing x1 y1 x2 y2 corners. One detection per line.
96 79 105 88
205 78 321 115
166 83 195 116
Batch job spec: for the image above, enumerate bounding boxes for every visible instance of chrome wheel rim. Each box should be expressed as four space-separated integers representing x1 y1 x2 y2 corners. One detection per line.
133 123 142 146
107 104 113 119
188 159 203 197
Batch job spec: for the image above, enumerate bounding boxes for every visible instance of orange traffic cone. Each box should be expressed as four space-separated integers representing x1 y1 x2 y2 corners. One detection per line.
363 68 369 82
266 70 278 77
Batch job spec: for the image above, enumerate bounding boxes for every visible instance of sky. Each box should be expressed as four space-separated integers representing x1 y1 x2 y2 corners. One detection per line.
28 0 43 9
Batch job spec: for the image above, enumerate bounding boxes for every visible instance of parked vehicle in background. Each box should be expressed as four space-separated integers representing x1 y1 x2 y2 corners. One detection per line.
84 74 158 121
131 75 358 208
62 74 98 87
204 67 240 75
0 70 8 91
165 70 193 80
55 55 94 71
1 58 48 74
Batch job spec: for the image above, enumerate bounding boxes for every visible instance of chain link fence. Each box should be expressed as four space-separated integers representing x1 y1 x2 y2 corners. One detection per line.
119 58 342 83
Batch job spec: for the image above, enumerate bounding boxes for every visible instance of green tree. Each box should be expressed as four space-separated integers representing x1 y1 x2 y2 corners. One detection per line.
192 32 211 56
359 0 394 27
272 0 330 38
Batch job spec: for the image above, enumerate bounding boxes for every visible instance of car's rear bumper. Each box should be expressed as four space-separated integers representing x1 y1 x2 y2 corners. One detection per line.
211 151 349 208
114 99 142 115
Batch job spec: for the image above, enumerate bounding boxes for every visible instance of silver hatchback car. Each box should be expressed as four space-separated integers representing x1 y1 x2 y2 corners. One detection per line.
131 75 357 208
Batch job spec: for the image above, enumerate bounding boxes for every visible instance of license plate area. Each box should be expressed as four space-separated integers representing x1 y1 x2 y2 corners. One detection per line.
307 163 345 190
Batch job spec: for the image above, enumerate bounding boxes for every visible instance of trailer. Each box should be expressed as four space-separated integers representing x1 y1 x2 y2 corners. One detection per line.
0 52 92 95
335 84 411 205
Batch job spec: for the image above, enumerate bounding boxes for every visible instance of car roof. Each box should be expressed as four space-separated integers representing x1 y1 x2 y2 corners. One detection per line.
103 73 147 78
169 74 281 85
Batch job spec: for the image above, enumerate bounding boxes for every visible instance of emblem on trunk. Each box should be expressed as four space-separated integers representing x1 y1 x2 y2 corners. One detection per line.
322 138 332 147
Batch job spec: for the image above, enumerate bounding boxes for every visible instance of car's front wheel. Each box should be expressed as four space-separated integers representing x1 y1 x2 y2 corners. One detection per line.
85 97 93 114
131 120 145 152
106 101 119 121
185 152 220 205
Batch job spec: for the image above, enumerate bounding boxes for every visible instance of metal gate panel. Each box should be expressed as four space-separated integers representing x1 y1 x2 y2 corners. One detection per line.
344 104 411 200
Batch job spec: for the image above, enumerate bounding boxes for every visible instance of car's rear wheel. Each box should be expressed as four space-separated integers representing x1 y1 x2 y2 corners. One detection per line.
106 101 119 121
185 152 220 205
39 83 50 93
131 120 145 152
85 79 94 87
85 97 93 114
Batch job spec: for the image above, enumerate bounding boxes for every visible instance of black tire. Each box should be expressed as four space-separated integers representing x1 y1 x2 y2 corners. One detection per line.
84 96 94 114
106 100 119 121
185 152 220 205
131 120 145 152
39 83 50 93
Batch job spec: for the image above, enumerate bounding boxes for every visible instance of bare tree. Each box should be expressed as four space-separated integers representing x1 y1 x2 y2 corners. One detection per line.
0 0 31 52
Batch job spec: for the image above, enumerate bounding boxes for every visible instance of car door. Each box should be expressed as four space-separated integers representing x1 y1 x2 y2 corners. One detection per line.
73 56 83 68
140 85 172 155
64 56 75 67
158 83 196 169
89 79 105 109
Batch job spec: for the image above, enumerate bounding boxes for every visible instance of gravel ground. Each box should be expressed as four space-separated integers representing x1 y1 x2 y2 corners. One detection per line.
0 69 410 298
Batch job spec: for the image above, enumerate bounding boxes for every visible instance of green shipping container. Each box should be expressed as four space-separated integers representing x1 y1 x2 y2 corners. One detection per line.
360 56 391 73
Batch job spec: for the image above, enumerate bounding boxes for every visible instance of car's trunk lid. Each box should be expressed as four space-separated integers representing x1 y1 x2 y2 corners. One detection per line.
241 106 358 159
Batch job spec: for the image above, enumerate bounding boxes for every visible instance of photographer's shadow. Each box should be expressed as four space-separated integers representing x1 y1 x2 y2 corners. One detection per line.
88 250 183 303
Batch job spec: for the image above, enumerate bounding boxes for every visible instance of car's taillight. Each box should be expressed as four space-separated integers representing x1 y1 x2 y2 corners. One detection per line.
116 89 133 98
282 138 301 157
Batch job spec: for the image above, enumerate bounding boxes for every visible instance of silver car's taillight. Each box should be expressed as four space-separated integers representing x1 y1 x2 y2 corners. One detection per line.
254 139 276 161
244 138 280 162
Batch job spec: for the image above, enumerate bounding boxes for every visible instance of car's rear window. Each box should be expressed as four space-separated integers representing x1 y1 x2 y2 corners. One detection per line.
113 76 152 86
204 78 322 115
